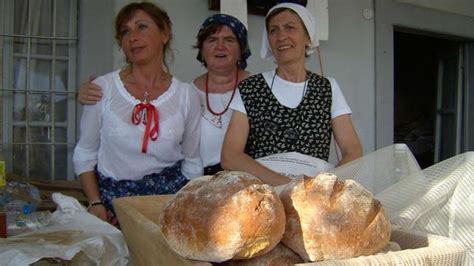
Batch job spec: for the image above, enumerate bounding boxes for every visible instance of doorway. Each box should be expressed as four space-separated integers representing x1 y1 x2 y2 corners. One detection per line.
394 30 463 168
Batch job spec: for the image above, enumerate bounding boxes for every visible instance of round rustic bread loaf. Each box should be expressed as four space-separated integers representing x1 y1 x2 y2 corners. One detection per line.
280 172 391 262
159 171 286 263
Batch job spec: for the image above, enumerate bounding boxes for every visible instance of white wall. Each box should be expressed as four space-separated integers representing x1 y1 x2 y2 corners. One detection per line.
322 0 375 153
78 0 115 84
396 0 474 18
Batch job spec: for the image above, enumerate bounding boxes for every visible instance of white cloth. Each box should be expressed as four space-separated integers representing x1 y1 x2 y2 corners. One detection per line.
257 152 334 179
191 83 234 167
230 70 351 119
73 70 203 180
261 2 319 60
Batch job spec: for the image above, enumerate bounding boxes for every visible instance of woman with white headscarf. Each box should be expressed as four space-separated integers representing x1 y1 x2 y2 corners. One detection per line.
221 1 362 186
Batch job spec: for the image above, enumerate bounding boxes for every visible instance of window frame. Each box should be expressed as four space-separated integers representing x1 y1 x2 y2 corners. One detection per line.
0 0 78 180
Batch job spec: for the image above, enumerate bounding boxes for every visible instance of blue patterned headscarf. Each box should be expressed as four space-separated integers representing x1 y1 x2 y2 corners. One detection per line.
196 14 251 69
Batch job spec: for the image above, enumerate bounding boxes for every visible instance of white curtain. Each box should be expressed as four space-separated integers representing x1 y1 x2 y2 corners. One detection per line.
14 0 66 127
10 0 68 179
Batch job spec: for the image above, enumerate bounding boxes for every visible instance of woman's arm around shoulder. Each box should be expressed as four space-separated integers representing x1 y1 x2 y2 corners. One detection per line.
77 76 103 105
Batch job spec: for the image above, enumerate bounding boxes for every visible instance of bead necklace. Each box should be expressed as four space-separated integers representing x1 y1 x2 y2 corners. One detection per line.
205 70 239 116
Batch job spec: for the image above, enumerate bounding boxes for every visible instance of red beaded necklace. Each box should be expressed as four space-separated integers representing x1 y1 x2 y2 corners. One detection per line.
205 70 239 116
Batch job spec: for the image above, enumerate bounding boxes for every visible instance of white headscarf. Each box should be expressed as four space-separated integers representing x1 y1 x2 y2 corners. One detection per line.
260 2 319 60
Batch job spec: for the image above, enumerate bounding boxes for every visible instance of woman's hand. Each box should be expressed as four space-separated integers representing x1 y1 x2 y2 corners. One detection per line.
88 203 108 221
78 77 102 105
88 204 118 225
79 171 118 225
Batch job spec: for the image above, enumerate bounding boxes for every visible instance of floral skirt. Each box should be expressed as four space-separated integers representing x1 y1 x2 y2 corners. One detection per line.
97 163 188 216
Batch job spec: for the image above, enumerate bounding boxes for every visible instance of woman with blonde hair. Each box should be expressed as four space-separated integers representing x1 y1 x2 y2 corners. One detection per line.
73 2 202 224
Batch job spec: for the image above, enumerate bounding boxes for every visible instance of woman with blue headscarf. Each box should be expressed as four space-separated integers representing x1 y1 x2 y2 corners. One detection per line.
192 14 251 175
221 1 362 186
78 13 251 176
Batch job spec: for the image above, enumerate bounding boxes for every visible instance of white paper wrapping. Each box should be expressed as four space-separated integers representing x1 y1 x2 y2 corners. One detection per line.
256 151 334 179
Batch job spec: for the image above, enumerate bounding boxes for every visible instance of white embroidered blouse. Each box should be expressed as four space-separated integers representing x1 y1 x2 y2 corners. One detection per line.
73 70 203 181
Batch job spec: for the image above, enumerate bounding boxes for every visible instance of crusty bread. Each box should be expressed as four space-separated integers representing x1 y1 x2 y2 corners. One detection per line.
159 171 286 263
280 173 391 262
220 243 303 266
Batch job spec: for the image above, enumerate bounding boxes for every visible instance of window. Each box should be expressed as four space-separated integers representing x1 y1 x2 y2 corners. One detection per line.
0 0 78 180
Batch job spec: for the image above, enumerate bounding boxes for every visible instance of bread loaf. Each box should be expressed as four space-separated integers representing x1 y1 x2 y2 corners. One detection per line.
220 243 303 266
159 171 286 263
280 173 391 262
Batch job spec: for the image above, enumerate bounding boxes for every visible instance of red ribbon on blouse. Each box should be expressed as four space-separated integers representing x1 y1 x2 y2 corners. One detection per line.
132 102 159 153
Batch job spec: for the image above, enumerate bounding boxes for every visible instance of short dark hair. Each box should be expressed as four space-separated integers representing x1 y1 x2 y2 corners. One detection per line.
193 21 242 67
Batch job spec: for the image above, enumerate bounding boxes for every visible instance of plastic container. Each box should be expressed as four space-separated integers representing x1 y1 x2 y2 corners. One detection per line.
0 181 42 237
0 181 41 214
6 210 51 237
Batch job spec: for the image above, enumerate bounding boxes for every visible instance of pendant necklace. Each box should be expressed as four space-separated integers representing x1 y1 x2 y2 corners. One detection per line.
205 70 239 116
270 70 308 101
131 72 161 153
143 91 150 104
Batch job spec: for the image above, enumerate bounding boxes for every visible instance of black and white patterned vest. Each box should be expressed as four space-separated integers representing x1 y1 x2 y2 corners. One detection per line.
240 71 332 160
